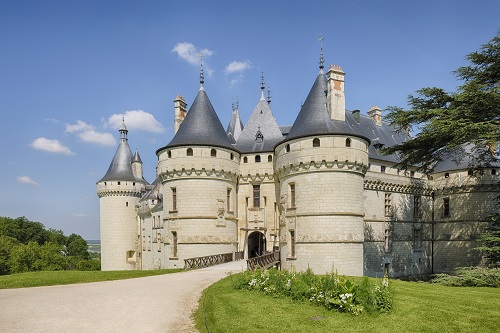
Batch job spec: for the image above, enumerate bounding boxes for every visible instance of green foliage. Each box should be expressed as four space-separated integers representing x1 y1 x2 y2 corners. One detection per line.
383 31 500 171
232 268 392 315
475 212 500 267
431 267 500 287
0 216 98 275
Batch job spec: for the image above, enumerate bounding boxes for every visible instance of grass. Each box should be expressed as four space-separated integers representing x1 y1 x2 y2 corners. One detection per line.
195 274 500 333
0 269 182 289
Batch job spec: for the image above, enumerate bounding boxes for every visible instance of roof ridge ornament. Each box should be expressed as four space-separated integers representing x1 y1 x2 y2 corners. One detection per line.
267 87 271 105
260 72 265 101
318 34 324 73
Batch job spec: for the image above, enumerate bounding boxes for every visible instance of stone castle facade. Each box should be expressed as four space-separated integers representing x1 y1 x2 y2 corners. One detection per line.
97 53 499 277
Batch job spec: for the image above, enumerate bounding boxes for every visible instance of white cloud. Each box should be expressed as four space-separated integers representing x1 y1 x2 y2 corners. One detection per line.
229 74 246 88
70 213 87 218
65 121 116 146
30 137 75 155
106 110 165 133
172 42 214 77
17 176 39 186
225 60 252 74
78 130 116 146
65 120 93 133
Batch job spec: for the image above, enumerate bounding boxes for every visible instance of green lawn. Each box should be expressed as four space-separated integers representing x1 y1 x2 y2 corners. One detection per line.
195 275 500 333
0 269 182 289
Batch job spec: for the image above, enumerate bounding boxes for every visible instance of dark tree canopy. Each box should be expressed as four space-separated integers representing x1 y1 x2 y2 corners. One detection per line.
383 31 500 172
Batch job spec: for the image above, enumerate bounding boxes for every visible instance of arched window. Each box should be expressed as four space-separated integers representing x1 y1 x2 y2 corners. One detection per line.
286 144 290 152
187 148 193 156
243 156 248 163
230 153 234 160
167 150 172 158
211 149 217 157
345 138 351 147
268 155 273 162
255 155 261 163
313 138 320 147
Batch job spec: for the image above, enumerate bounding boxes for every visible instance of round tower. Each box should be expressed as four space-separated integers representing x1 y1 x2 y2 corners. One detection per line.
156 67 240 268
275 56 369 276
97 119 147 270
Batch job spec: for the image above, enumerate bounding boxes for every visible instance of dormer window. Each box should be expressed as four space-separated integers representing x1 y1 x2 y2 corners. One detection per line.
255 128 264 143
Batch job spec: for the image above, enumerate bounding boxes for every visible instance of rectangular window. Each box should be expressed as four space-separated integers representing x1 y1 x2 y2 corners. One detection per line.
384 193 392 216
381 165 386 173
227 189 231 211
384 228 392 253
253 185 260 208
443 197 450 217
157 232 162 252
290 183 296 208
414 196 421 218
290 230 296 257
172 188 177 211
413 228 422 251
172 231 178 258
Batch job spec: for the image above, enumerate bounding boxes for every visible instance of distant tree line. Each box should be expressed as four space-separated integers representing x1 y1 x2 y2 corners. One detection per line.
0 216 100 275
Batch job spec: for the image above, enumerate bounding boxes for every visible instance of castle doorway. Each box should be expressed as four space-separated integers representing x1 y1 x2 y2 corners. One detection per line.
248 231 266 258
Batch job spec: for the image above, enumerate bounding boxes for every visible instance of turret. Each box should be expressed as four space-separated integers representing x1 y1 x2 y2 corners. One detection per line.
174 95 187 134
132 149 143 180
97 118 147 271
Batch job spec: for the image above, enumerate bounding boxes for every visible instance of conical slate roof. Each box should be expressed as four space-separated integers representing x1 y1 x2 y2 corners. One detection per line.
235 95 284 153
283 72 367 144
226 106 244 144
132 149 143 163
99 140 137 183
157 88 236 153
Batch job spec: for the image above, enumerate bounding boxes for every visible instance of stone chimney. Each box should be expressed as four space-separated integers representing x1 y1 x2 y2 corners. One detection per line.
367 106 382 126
174 95 187 134
326 64 345 121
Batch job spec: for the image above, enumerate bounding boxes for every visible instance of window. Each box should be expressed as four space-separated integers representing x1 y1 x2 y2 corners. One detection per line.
346 138 351 147
384 193 392 216
255 155 261 163
230 153 234 160
468 169 474 176
126 202 129 207
289 183 296 208
444 172 450 178
286 144 290 152
381 165 386 173
413 227 422 251
243 156 248 163
290 230 296 257
172 231 178 258
410 171 415 178
167 150 171 158
187 148 193 156
414 196 421 218
227 189 231 211
118 181 121 185
157 232 162 252
313 138 320 147
268 155 273 162
172 188 177 211
493 169 497 175
384 228 392 253
253 185 260 208
443 197 450 217
211 149 217 157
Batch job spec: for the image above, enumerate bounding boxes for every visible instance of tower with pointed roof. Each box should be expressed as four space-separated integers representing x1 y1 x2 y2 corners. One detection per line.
155 64 240 268
274 51 369 275
97 119 148 270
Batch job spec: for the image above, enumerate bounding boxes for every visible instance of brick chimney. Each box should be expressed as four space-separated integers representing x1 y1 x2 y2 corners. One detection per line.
326 64 345 121
367 106 382 126
173 95 187 134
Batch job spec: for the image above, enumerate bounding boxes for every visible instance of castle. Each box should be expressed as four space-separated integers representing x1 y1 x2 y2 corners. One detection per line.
97 51 499 277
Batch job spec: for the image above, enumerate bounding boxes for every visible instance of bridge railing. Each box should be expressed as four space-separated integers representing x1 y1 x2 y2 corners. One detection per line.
184 252 233 270
246 251 280 271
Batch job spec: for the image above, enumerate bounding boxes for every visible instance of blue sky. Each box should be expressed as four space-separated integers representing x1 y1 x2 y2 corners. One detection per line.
0 0 498 240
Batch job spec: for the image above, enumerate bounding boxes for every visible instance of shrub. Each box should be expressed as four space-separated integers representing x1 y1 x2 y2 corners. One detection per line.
431 266 500 287
232 267 392 315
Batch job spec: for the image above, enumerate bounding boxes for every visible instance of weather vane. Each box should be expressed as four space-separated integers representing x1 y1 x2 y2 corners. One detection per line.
318 34 324 71
198 52 204 86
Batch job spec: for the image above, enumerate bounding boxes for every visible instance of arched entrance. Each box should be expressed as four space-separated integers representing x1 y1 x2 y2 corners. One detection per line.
248 231 266 258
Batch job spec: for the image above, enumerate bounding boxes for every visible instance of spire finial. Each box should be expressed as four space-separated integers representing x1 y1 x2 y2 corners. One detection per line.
232 99 235 112
236 97 239 111
198 52 205 90
318 34 324 73
260 72 265 100
267 87 271 105
119 116 128 142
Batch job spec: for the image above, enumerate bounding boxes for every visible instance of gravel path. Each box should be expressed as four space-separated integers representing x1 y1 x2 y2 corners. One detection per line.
0 260 246 333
